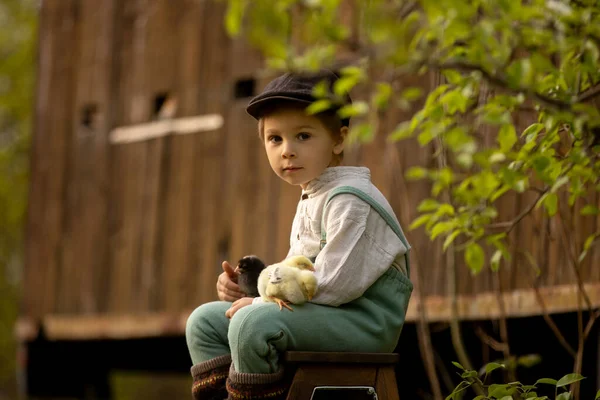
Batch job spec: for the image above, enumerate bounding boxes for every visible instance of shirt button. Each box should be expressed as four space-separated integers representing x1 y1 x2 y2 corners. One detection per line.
297 234 300 240
301 194 309 200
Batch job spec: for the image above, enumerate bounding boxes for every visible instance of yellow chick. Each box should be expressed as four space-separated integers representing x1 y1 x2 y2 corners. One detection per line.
257 255 318 311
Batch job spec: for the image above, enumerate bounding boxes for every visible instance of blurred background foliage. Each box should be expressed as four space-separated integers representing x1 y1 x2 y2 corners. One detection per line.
0 0 37 397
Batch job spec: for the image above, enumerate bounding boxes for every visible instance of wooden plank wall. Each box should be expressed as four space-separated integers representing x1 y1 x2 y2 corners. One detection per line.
23 0 600 320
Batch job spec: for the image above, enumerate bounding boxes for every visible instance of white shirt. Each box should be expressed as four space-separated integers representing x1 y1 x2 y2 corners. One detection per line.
254 166 410 307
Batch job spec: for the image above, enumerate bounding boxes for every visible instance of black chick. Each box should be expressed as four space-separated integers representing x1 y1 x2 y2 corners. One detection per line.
235 255 266 297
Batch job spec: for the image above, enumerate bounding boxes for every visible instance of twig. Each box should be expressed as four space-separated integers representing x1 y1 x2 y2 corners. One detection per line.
475 325 509 353
494 273 515 382
434 347 459 394
487 189 548 233
531 282 577 357
577 84 600 103
557 205 593 311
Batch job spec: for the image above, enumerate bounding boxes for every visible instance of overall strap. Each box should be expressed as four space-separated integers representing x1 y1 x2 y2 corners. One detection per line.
320 186 411 278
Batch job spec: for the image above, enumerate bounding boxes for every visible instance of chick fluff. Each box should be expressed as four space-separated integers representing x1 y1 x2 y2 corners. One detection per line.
257 255 318 311
235 255 266 297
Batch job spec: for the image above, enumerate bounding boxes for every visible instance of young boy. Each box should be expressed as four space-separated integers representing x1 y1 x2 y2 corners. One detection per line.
185 70 413 400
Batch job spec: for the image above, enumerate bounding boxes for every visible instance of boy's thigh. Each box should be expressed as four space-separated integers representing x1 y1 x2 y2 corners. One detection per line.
229 302 393 353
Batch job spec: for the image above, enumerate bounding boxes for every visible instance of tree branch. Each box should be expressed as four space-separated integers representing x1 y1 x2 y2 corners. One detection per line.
576 84 600 103
531 282 577 357
487 189 548 234
430 60 572 111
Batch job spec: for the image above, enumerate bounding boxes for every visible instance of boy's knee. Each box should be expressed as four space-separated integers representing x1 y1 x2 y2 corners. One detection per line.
228 304 286 351
185 301 229 339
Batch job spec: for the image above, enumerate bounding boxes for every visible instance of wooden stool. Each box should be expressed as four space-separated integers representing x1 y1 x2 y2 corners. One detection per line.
284 352 400 400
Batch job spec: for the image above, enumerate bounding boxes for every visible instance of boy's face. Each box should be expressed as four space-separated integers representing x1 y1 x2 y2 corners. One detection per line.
262 108 345 189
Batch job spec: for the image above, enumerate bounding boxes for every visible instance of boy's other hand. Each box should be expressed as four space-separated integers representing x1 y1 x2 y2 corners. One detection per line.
217 261 246 302
225 297 254 319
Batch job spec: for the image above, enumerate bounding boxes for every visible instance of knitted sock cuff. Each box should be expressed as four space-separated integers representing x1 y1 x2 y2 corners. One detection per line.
227 363 285 385
191 354 232 378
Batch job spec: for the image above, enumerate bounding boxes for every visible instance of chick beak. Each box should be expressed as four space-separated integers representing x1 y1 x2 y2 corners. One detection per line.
234 266 240 273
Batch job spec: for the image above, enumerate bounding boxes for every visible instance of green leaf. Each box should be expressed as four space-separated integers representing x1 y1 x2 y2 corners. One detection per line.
437 204 455 216
431 221 455 239
484 362 506 375
542 193 558 217
389 121 413 141
334 75 361 96
490 250 502 271
401 87 423 101
556 373 585 388
312 80 331 98
443 230 461 251
461 370 478 379
489 384 514 398
350 123 374 143
551 176 569 193
581 205 600 215
442 69 463 85
418 199 440 212
373 83 392 109
583 234 597 252
556 393 572 400
532 156 551 174
499 396 514 400
337 101 369 119
306 99 332 115
465 242 485 274
498 124 518 151
452 361 465 370
535 378 557 386
521 122 544 138
406 167 428 180
225 0 246 36
410 214 432 230
517 354 542 368
594 389 600 399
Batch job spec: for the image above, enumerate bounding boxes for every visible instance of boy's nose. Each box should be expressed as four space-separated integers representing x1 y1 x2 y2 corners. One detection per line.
281 145 296 158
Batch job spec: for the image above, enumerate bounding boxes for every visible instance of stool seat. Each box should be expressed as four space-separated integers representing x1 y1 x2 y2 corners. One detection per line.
284 351 400 400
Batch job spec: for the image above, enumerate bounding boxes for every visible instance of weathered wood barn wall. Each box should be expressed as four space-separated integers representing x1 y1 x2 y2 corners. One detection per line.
19 0 600 341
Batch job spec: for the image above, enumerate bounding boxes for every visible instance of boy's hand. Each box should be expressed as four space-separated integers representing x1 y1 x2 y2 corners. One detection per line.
217 261 246 302
225 297 254 319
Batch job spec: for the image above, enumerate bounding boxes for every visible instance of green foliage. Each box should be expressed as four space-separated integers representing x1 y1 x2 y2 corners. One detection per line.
225 0 600 275
448 362 587 400
0 0 37 396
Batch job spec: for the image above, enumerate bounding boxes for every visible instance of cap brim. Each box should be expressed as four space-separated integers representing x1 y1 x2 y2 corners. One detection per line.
246 95 313 121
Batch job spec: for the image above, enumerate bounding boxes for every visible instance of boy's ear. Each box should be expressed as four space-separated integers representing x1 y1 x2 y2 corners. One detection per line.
333 126 348 155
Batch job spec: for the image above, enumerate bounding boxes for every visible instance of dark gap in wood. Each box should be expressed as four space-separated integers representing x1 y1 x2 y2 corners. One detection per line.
81 104 98 130
234 78 255 99
153 92 177 119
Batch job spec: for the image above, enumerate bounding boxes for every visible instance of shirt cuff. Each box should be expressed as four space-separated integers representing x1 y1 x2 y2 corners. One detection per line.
252 297 264 305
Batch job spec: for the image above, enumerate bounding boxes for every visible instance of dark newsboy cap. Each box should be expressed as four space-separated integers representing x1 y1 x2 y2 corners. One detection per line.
246 70 352 127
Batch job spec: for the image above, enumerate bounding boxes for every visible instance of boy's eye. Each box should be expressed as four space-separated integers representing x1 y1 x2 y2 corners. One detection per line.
297 132 311 141
268 135 282 143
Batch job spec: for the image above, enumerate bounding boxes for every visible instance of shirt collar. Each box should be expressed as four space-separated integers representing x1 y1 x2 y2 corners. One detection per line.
302 166 371 197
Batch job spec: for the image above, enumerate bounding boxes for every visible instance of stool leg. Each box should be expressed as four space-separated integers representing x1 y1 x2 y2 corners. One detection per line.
286 365 378 400
374 366 399 400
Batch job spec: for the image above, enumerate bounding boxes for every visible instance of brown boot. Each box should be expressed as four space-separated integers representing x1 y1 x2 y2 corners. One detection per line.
225 363 289 400
191 354 231 400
